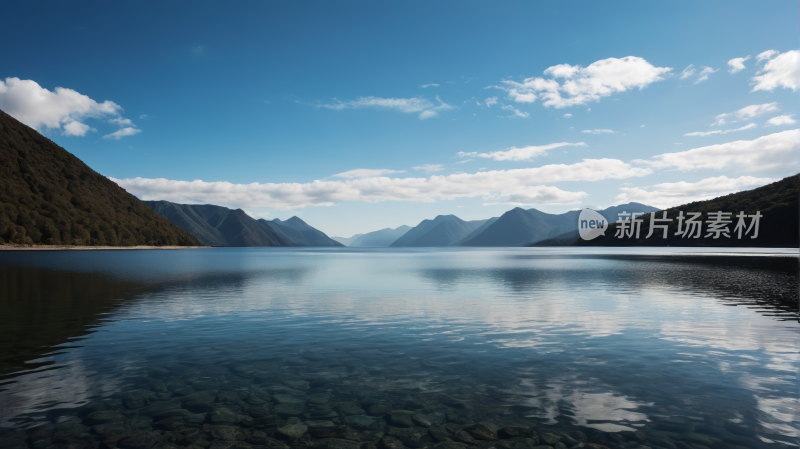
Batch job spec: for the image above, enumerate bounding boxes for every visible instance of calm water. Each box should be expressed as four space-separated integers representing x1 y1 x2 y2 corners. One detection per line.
0 248 797 449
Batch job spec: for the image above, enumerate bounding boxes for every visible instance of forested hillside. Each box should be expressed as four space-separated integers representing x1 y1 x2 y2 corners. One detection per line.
0 109 202 246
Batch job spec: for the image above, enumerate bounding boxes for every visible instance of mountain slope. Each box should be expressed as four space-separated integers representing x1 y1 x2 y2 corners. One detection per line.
350 226 412 247
389 215 486 247
533 175 799 248
146 201 342 247
257 217 343 246
145 201 288 246
0 109 201 246
454 217 500 245
461 203 659 247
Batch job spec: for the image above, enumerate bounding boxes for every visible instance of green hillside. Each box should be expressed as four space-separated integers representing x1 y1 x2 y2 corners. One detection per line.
0 109 202 246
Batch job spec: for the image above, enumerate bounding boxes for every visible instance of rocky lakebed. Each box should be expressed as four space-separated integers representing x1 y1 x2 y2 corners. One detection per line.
0 357 776 449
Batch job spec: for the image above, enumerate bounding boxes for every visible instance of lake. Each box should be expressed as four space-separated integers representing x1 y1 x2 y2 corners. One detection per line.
0 247 797 449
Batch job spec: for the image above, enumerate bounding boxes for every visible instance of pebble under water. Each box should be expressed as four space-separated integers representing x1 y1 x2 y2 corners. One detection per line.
0 248 797 449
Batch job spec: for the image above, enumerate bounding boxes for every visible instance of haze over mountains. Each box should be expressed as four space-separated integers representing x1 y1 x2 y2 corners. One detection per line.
144 201 342 247
349 226 412 247
329 204 659 248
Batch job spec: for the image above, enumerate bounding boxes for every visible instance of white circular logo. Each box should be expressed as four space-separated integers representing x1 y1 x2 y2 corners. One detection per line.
578 208 608 241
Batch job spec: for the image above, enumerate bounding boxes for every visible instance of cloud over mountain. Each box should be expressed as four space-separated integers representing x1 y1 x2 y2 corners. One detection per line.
0 77 138 138
112 158 650 210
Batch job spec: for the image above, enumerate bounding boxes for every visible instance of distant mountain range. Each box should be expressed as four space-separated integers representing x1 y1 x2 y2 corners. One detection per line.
6 105 791 250
350 226 412 247
390 215 489 247
460 203 658 246
144 201 342 247
0 109 201 246
330 203 661 248
533 175 799 248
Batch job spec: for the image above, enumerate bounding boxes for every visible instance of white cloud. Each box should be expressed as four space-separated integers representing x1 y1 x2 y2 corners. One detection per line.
502 105 530 118
694 66 717 84
485 96 498 107
62 121 95 137
420 83 439 88
684 123 757 137
710 102 780 126
765 114 796 127
756 50 779 62
318 95 453 119
139 114 149 119
564 113 572 118
728 56 750 74
419 110 438 119
0 77 130 135
636 129 800 172
507 185 587 203
493 56 672 109
109 117 134 126
111 158 651 210
615 176 775 209
501 104 529 118
679 65 696 80
456 151 477 158
582 129 616 134
413 164 446 173
751 50 800 92
476 142 587 162
103 127 141 140
736 102 780 119
333 169 405 179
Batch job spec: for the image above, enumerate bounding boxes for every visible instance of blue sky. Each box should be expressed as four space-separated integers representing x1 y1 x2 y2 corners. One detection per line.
1 1 798 237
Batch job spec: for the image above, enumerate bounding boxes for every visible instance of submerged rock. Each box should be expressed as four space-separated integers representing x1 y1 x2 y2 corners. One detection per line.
497 426 533 439
387 410 416 428
86 411 125 424
284 380 310 391
411 414 432 428
344 415 379 430
274 403 305 417
463 423 496 441
275 423 307 442
118 432 159 449
336 403 365 416
541 433 562 445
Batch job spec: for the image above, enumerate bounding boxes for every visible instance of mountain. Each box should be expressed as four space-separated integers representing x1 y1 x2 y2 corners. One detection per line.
0 109 201 246
145 201 342 247
257 217 343 246
331 234 364 246
453 217 500 245
350 225 412 247
144 201 287 246
532 175 799 248
389 215 487 247
460 202 660 247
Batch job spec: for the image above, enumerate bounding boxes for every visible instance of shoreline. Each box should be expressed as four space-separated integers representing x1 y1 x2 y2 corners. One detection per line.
0 244 210 251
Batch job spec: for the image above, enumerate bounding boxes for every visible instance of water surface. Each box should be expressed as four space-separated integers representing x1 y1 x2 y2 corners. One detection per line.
0 248 797 448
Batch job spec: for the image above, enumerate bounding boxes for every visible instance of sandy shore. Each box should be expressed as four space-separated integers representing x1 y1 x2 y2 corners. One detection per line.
0 244 210 251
